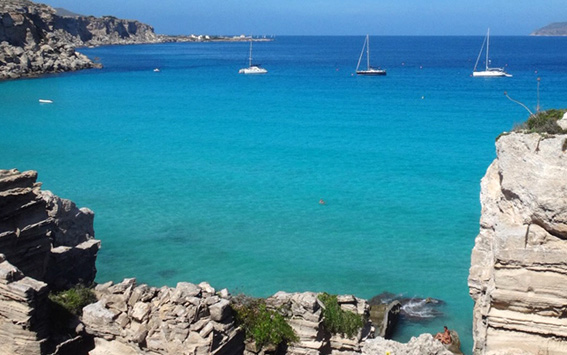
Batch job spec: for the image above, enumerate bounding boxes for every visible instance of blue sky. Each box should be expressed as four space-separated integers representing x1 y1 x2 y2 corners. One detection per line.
40 0 565 36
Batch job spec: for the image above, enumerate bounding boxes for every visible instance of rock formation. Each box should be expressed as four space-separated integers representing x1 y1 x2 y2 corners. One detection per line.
265 292 372 354
82 283 374 355
531 22 567 36
0 168 100 354
0 0 159 80
469 132 567 354
0 256 49 355
83 279 243 355
361 334 454 355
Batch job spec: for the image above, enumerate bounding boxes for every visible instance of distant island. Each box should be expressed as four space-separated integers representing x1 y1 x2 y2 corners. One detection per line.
531 22 567 36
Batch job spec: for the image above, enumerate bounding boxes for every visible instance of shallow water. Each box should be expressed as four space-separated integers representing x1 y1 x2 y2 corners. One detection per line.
2 36 567 353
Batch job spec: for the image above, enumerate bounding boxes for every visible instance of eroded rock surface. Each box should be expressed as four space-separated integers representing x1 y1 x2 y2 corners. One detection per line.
0 0 158 79
469 132 567 354
0 168 100 354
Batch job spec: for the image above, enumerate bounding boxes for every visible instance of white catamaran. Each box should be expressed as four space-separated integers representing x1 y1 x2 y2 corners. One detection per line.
239 40 267 75
472 28 511 77
356 35 386 76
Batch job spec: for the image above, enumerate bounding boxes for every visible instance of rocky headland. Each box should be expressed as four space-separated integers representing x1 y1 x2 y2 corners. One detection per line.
531 22 567 36
0 0 271 80
469 114 567 354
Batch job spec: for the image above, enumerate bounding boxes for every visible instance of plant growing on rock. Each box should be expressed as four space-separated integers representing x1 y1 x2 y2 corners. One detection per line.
317 292 364 339
48 284 97 317
513 109 567 134
232 295 298 351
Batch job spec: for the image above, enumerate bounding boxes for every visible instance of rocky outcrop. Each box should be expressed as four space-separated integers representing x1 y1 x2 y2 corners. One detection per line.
0 169 100 288
1 0 95 79
468 132 567 354
361 334 454 355
531 22 567 36
83 278 243 355
83 283 374 355
265 292 372 355
0 257 49 355
0 168 100 354
0 0 159 80
53 16 158 47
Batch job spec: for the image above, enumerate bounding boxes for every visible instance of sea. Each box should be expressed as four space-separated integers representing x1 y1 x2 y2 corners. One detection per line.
2 36 567 353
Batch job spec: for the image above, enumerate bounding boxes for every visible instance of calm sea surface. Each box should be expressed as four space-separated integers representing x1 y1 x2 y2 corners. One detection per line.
2 36 567 353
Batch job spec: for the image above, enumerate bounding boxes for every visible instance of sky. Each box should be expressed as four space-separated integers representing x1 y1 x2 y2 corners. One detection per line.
39 0 565 36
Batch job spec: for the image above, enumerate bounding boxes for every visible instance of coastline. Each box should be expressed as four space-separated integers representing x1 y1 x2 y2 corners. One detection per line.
0 0 274 80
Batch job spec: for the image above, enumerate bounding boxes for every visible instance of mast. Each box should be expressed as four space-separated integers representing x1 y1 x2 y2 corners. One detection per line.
356 35 367 71
473 30 488 72
366 35 370 70
248 40 253 67
485 28 490 70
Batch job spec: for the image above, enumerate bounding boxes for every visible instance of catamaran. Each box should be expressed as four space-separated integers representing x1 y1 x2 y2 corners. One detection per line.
472 28 511 77
239 40 267 74
356 35 386 76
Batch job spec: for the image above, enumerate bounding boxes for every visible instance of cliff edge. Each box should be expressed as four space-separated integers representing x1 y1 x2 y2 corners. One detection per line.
469 132 567 354
0 0 158 80
0 169 100 354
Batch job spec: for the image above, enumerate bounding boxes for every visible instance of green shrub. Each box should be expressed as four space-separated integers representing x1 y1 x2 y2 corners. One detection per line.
48 284 97 316
513 109 567 134
317 293 364 339
232 296 298 350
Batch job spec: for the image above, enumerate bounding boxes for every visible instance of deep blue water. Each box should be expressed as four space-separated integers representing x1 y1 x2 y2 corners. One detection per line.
2 36 567 353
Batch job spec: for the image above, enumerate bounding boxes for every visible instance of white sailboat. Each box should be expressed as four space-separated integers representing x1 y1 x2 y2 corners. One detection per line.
356 35 386 76
239 40 267 74
472 28 511 77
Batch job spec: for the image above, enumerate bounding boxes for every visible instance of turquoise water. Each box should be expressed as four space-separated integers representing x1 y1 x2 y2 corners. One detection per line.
2 36 567 353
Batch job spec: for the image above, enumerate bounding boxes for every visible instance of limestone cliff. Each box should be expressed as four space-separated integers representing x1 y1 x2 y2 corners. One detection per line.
0 0 158 80
0 169 100 354
468 132 567 354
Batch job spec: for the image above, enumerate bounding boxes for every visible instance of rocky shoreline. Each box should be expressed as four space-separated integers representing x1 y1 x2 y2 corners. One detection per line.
0 0 270 80
3 126 567 355
0 168 460 355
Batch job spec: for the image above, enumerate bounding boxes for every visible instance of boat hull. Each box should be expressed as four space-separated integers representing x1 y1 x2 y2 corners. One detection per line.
472 70 511 77
356 69 386 76
239 66 267 74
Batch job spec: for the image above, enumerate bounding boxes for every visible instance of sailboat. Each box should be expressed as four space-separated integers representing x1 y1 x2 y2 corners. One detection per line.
356 35 386 76
472 28 511 77
239 40 267 74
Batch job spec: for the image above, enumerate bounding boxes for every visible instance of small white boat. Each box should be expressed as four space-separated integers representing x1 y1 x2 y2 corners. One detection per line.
239 41 267 74
356 35 386 76
153 68 160 72
472 28 511 77
39 99 53 104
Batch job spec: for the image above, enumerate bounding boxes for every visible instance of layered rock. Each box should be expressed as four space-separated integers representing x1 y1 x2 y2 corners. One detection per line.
469 132 567 354
0 168 100 354
84 284 374 355
0 257 49 355
265 292 372 355
0 0 159 80
0 169 100 288
83 278 243 355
